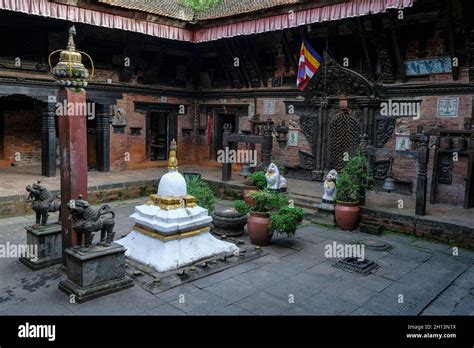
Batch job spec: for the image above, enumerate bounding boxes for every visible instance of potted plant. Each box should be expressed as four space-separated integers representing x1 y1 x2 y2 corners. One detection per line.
233 199 250 215
334 150 370 231
246 190 287 245
270 206 305 238
243 170 267 206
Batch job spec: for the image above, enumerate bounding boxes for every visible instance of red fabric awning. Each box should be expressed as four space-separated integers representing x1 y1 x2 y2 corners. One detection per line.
194 0 414 42
0 0 413 43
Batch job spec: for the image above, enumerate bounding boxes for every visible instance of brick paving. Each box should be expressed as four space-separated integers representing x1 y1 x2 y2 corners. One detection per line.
0 198 472 316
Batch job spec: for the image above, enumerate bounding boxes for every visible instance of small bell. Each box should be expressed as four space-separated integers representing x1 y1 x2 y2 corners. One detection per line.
382 177 396 193
383 157 396 193
239 164 251 178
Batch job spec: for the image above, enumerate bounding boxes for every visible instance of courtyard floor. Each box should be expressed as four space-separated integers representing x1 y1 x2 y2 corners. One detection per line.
0 197 473 316
1 164 473 228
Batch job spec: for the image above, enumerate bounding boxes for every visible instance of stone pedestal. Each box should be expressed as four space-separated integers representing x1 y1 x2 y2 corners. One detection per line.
211 208 247 237
312 202 336 227
117 202 239 273
20 224 62 271
58 243 133 303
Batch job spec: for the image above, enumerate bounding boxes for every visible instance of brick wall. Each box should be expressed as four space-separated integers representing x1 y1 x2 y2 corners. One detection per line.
3 104 43 166
110 93 196 171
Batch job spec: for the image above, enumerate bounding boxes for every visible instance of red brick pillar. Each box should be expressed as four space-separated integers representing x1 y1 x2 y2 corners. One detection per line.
57 88 88 264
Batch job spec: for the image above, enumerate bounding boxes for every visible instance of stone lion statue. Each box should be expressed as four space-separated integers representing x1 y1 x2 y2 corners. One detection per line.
265 162 287 191
322 169 338 204
68 195 115 248
26 181 60 227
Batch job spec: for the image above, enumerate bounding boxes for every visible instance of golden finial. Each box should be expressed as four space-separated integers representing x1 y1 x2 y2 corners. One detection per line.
168 139 178 171
48 25 94 89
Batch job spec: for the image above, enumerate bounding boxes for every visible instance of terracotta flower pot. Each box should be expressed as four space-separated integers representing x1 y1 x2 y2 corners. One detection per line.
335 201 360 231
243 185 259 206
247 211 272 245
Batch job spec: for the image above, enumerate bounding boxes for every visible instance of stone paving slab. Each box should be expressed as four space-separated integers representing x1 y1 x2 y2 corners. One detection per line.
0 198 473 315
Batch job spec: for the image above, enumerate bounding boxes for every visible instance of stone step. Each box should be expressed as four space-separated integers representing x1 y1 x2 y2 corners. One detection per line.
288 194 320 210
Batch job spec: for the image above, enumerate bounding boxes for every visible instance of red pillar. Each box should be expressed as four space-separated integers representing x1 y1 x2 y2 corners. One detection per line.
57 88 88 263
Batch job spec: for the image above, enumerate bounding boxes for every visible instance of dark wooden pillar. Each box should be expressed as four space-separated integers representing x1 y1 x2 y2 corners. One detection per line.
357 98 370 138
96 104 110 172
261 119 273 168
41 100 57 177
57 88 88 264
222 126 232 182
416 135 429 216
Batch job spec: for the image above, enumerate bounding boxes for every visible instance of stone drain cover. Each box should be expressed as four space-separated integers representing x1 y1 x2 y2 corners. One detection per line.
333 257 379 275
359 239 391 251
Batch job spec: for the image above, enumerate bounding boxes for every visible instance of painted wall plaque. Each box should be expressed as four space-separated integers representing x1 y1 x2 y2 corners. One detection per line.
288 130 298 146
396 136 411 151
395 118 410 135
404 57 452 76
263 99 275 115
437 97 459 117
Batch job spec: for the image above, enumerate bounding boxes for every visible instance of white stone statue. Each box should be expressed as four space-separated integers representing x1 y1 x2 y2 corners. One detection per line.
266 162 287 191
322 169 338 203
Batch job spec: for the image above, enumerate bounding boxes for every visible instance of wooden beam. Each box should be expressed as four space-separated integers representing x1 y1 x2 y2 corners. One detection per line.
446 0 459 81
281 32 298 73
190 45 201 90
355 18 375 80
387 11 407 82
243 36 265 87
213 42 235 88
226 39 251 88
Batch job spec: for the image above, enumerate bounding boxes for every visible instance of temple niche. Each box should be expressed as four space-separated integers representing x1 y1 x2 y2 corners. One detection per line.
286 58 376 181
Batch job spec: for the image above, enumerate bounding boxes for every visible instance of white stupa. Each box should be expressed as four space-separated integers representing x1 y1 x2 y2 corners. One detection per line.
117 139 239 272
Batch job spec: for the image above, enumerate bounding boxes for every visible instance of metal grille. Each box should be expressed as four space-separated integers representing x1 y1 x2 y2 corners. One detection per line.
334 257 379 275
329 111 360 171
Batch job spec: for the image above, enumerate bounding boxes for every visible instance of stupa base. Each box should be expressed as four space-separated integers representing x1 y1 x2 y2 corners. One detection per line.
116 227 239 273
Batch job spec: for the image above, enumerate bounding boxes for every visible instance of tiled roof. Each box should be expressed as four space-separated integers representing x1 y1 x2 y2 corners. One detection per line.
98 0 302 21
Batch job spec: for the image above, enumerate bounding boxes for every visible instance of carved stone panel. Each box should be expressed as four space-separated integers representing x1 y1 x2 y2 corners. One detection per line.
299 116 315 144
304 60 374 98
375 118 396 148
437 155 453 185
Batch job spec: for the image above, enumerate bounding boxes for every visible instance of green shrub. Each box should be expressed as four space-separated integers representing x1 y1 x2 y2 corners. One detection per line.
248 171 267 190
270 206 305 237
233 200 250 215
181 0 221 11
187 177 215 213
247 190 288 213
335 148 370 203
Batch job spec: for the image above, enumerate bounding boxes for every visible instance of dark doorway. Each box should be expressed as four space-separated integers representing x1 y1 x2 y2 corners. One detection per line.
214 113 237 159
147 110 177 161
87 112 97 171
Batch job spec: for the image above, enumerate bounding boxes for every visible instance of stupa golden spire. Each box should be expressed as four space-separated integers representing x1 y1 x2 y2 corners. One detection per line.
168 139 178 171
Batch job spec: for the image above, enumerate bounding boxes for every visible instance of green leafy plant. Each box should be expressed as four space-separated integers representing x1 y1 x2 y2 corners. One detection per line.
187 177 215 213
247 190 288 213
335 148 370 203
248 171 267 190
270 206 305 237
233 200 250 215
181 0 221 12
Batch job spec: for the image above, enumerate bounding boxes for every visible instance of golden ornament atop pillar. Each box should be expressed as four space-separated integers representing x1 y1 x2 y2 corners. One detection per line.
48 25 94 90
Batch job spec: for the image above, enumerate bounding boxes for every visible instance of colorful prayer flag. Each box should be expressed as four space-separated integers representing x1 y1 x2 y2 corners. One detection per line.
296 37 323 91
